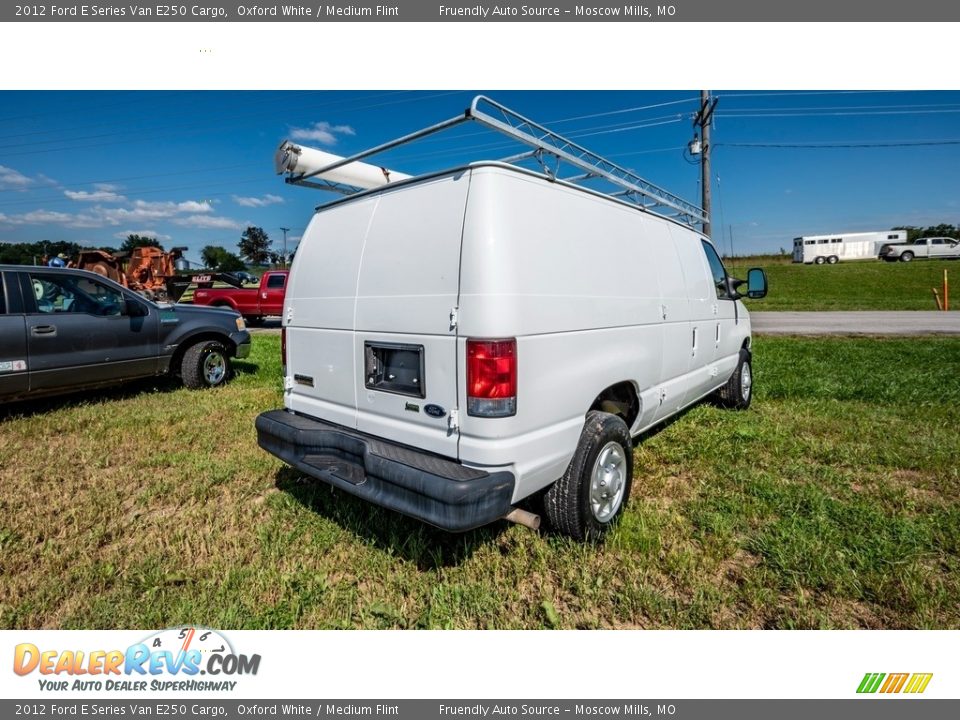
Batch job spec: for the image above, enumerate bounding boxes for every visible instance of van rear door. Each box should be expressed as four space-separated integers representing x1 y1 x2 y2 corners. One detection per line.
283 172 468 460
353 173 468 459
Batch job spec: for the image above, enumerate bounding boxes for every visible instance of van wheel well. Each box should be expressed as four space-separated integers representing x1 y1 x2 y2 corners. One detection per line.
589 382 640 428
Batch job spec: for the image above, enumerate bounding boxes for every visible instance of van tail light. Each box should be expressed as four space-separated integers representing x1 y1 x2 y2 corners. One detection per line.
466 338 516 417
281 327 287 376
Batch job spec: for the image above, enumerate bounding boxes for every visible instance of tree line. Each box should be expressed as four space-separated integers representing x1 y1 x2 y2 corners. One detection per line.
891 224 960 243
0 226 291 271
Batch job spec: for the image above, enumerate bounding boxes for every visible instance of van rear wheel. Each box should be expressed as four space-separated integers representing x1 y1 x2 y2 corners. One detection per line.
544 411 633 541
713 348 752 410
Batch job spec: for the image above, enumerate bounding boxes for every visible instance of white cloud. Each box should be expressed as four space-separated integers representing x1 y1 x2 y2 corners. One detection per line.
289 121 356 145
65 189 127 203
112 229 172 242
0 165 33 190
3 197 217 230
14 210 75 224
94 183 122 192
232 194 284 208
94 200 214 226
172 214 245 230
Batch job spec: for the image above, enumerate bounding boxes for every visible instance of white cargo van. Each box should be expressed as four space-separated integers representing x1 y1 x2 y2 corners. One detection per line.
256 97 768 540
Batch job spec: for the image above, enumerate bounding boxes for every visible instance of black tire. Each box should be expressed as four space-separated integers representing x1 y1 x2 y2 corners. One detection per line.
814 256 826 265
543 411 633 542
827 255 839 265
181 340 232 389
713 348 753 410
900 251 914 263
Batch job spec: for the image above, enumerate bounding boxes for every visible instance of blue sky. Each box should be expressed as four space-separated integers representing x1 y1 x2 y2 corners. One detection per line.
0 90 957 261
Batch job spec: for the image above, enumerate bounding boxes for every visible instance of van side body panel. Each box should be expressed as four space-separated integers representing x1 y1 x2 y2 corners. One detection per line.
458 167 668 501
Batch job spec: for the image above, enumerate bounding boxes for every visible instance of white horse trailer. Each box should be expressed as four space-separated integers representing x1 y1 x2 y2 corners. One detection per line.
792 230 907 264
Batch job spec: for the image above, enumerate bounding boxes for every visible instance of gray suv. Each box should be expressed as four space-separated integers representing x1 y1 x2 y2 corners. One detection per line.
0 265 251 402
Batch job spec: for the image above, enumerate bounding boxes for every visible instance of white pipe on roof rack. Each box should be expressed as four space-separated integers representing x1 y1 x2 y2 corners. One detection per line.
274 140 412 190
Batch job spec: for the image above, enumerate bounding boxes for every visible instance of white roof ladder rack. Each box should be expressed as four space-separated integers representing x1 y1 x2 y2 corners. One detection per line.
278 95 706 231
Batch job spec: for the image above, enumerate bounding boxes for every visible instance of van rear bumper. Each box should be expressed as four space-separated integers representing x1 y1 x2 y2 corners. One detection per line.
255 409 516 532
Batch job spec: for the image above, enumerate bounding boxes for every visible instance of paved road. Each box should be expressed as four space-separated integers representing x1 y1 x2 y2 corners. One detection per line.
752 311 960 336
250 313 960 336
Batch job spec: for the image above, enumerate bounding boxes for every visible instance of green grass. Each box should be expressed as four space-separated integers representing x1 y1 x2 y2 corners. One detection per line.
1 336 958 629
726 257 958 311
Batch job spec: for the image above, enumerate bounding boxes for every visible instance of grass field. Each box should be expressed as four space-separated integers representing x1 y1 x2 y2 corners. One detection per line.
1 335 958 630
725 257 958 311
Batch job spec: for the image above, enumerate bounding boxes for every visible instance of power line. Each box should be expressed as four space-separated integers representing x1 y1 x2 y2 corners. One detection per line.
714 90 901 99
716 109 960 119
717 139 960 148
545 96 699 124
719 102 960 114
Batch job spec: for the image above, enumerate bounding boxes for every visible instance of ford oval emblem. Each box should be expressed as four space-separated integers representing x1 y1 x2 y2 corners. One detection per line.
424 404 445 418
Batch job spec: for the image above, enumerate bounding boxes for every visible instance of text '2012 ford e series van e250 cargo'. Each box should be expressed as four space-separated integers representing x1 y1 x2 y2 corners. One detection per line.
255 97 768 541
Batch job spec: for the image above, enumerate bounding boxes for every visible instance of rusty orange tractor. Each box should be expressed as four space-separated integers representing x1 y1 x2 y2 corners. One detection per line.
73 246 188 302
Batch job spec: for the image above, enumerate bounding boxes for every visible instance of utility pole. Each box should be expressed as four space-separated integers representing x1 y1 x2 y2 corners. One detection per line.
693 90 719 237
280 227 290 268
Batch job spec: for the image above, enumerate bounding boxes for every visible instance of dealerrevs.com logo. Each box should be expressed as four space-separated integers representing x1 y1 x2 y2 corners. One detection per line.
13 627 261 692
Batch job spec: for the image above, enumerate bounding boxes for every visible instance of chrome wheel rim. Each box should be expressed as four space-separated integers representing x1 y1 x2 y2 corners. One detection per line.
203 352 226 385
741 362 753 401
589 441 627 522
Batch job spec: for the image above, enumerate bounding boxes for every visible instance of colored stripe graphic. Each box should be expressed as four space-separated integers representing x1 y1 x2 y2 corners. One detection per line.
880 673 909 693
857 672 933 694
904 673 933 694
857 673 885 693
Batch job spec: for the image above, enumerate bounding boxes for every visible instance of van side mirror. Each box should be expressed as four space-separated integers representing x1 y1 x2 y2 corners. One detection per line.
125 298 149 317
746 268 768 299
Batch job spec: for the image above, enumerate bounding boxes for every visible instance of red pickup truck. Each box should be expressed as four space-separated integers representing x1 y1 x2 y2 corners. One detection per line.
190 270 288 323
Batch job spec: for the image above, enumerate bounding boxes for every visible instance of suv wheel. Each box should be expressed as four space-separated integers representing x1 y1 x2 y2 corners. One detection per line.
181 340 232 389
713 348 753 410
544 411 633 541
900 251 914 262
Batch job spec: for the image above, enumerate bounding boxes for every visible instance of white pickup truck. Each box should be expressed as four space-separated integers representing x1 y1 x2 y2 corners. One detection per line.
880 237 960 262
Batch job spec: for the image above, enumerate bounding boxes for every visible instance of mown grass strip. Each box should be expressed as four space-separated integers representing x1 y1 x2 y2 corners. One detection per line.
0 335 957 629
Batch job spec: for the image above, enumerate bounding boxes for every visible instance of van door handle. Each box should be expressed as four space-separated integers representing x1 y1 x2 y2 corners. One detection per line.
691 327 697 355
31 325 57 336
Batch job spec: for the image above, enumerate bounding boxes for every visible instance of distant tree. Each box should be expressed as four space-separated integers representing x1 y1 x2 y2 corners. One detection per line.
238 226 271 265
120 234 162 253
920 224 959 240
201 244 246 272
97 246 119 256
0 240 83 265
893 225 959 243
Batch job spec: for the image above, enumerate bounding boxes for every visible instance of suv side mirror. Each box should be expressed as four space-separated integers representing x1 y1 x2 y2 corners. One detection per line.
746 268 768 299
125 298 149 317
